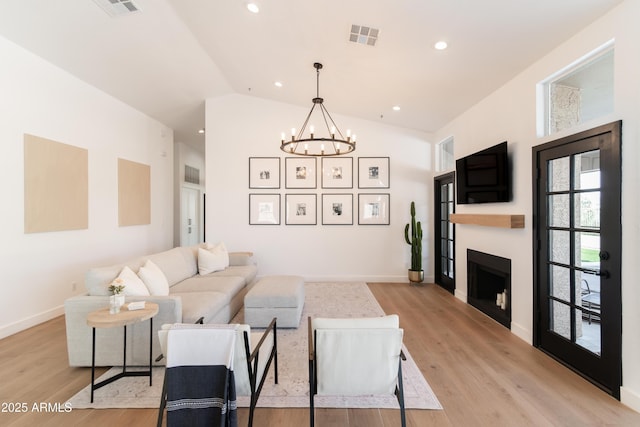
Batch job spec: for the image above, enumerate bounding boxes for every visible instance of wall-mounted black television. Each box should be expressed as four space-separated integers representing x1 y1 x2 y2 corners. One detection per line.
456 141 510 204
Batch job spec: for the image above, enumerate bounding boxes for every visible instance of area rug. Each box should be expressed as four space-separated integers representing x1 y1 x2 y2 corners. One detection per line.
68 282 442 410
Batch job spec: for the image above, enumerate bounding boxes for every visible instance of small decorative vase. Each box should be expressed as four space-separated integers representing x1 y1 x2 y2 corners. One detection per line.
109 294 125 314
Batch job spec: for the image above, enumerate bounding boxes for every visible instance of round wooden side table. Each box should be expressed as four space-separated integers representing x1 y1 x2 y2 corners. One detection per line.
87 302 159 403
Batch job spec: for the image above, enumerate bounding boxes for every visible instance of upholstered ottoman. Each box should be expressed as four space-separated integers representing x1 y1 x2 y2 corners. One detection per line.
244 275 305 328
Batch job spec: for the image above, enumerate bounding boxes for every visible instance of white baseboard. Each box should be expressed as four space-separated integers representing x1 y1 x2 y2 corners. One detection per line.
299 274 424 283
257 274 439 284
451 291 532 343
510 321 532 344
621 386 640 413
0 305 64 340
454 289 467 302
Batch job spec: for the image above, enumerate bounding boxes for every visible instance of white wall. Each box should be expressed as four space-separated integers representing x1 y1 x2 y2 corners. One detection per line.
433 0 640 411
205 94 433 282
0 35 175 339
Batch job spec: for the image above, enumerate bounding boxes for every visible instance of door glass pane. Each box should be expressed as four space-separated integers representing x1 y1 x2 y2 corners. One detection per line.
448 260 454 278
550 265 571 301
577 270 601 318
548 194 570 227
577 314 601 355
577 270 601 355
550 300 571 340
442 257 447 274
576 232 601 268
575 191 600 229
548 157 570 192
550 230 570 265
447 183 454 202
574 150 600 190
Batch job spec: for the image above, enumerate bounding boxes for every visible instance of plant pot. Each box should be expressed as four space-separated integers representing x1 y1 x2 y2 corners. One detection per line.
408 269 424 283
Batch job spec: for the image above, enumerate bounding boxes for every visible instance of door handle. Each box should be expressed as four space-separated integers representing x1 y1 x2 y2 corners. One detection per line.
583 268 610 279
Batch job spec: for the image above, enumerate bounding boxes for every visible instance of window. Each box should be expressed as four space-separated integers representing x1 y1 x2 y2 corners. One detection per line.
436 136 454 172
537 41 614 137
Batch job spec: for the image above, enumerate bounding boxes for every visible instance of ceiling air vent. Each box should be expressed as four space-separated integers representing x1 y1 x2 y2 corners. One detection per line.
93 0 140 17
349 25 379 47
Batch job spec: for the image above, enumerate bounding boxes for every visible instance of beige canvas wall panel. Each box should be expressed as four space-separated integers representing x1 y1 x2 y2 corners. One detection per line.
118 158 151 226
24 134 88 233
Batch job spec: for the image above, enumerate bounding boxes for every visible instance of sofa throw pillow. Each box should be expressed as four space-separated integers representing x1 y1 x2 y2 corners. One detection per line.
117 266 150 296
198 243 228 275
202 241 230 268
138 259 170 296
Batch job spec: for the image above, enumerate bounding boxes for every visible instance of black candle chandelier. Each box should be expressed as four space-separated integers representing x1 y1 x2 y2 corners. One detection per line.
280 63 356 156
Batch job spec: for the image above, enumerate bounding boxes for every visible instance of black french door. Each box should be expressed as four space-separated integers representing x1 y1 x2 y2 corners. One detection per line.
434 172 455 293
533 121 622 397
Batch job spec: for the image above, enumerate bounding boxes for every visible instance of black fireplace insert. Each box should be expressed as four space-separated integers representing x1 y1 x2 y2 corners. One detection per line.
467 249 511 329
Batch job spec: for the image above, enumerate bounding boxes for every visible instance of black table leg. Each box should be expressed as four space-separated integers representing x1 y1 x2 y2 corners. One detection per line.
90 327 96 403
122 325 127 374
149 317 153 386
90 318 154 401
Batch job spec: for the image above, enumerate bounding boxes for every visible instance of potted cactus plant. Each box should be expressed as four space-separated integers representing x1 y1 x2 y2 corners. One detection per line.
404 201 424 283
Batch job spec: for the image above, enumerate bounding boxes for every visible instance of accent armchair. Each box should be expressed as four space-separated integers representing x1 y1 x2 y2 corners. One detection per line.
308 314 406 427
157 318 278 427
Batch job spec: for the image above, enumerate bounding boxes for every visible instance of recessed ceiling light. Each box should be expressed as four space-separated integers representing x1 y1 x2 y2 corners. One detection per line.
392 105 401 111
198 128 205 134
434 41 448 50
247 3 259 13
274 81 283 88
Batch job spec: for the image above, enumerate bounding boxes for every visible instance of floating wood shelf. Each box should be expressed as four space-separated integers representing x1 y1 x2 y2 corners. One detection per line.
449 213 525 229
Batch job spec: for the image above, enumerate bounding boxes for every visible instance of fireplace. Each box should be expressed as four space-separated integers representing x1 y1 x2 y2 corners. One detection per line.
467 249 511 329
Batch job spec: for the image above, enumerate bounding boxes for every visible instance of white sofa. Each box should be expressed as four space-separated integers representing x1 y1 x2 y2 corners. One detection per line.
64 246 258 367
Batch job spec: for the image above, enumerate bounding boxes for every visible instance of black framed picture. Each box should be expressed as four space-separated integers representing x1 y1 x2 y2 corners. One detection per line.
358 193 390 225
285 157 317 189
249 193 280 225
358 157 390 188
285 194 317 225
322 157 353 189
249 157 280 189
322 193 353 225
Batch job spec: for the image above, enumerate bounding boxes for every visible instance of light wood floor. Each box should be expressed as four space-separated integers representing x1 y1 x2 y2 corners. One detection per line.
1 282 639 426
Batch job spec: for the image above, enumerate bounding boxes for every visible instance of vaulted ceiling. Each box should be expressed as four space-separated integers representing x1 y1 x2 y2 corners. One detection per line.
0 0 623 149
